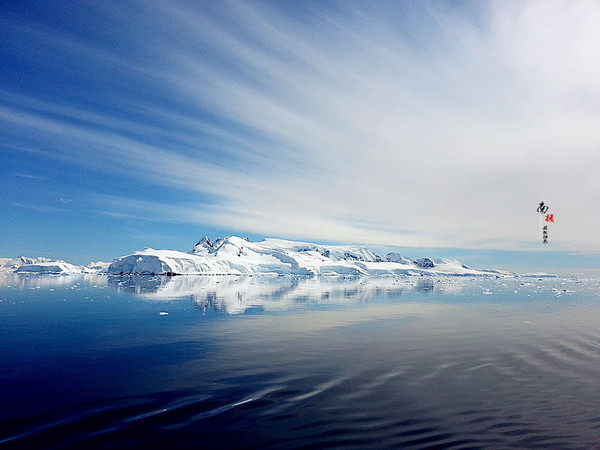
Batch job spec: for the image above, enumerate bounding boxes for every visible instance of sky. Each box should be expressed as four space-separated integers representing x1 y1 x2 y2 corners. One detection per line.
1 0 599 273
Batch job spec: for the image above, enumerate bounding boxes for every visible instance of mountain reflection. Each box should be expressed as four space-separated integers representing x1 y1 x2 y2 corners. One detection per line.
107 275 462 314
0 273 108 289
416 278 435 293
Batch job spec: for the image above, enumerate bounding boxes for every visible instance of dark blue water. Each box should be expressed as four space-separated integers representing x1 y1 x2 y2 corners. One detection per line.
1 273 600 448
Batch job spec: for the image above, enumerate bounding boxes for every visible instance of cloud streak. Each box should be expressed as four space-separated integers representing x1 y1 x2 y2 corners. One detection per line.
1 0 599 252
15 203 69 214
13 173 50 181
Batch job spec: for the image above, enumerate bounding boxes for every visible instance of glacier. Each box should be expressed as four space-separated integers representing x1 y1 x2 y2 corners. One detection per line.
106 236 508 277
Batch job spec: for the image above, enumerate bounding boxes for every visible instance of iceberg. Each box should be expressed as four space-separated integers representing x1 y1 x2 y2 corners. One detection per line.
0 256 53 272
14 261 85 274
107 236 506 277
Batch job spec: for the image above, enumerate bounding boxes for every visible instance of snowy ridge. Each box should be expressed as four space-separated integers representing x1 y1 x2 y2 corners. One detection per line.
107 236 507 277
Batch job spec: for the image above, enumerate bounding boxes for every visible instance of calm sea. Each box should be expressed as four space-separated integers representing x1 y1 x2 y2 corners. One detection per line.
1 273 600 448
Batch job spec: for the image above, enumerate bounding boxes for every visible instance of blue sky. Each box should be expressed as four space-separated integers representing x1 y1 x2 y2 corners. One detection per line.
1 0 599 274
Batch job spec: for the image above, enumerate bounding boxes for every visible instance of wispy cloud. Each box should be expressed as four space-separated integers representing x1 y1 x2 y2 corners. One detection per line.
2 1 599 251
13 173 50 181
15 203 69 214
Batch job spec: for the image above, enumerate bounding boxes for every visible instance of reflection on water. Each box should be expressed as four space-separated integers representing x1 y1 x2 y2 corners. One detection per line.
0 272 108 289
106 275 464 314
105 274 600 314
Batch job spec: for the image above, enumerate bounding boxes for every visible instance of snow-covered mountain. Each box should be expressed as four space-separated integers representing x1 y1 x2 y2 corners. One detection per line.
107 236 507 277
